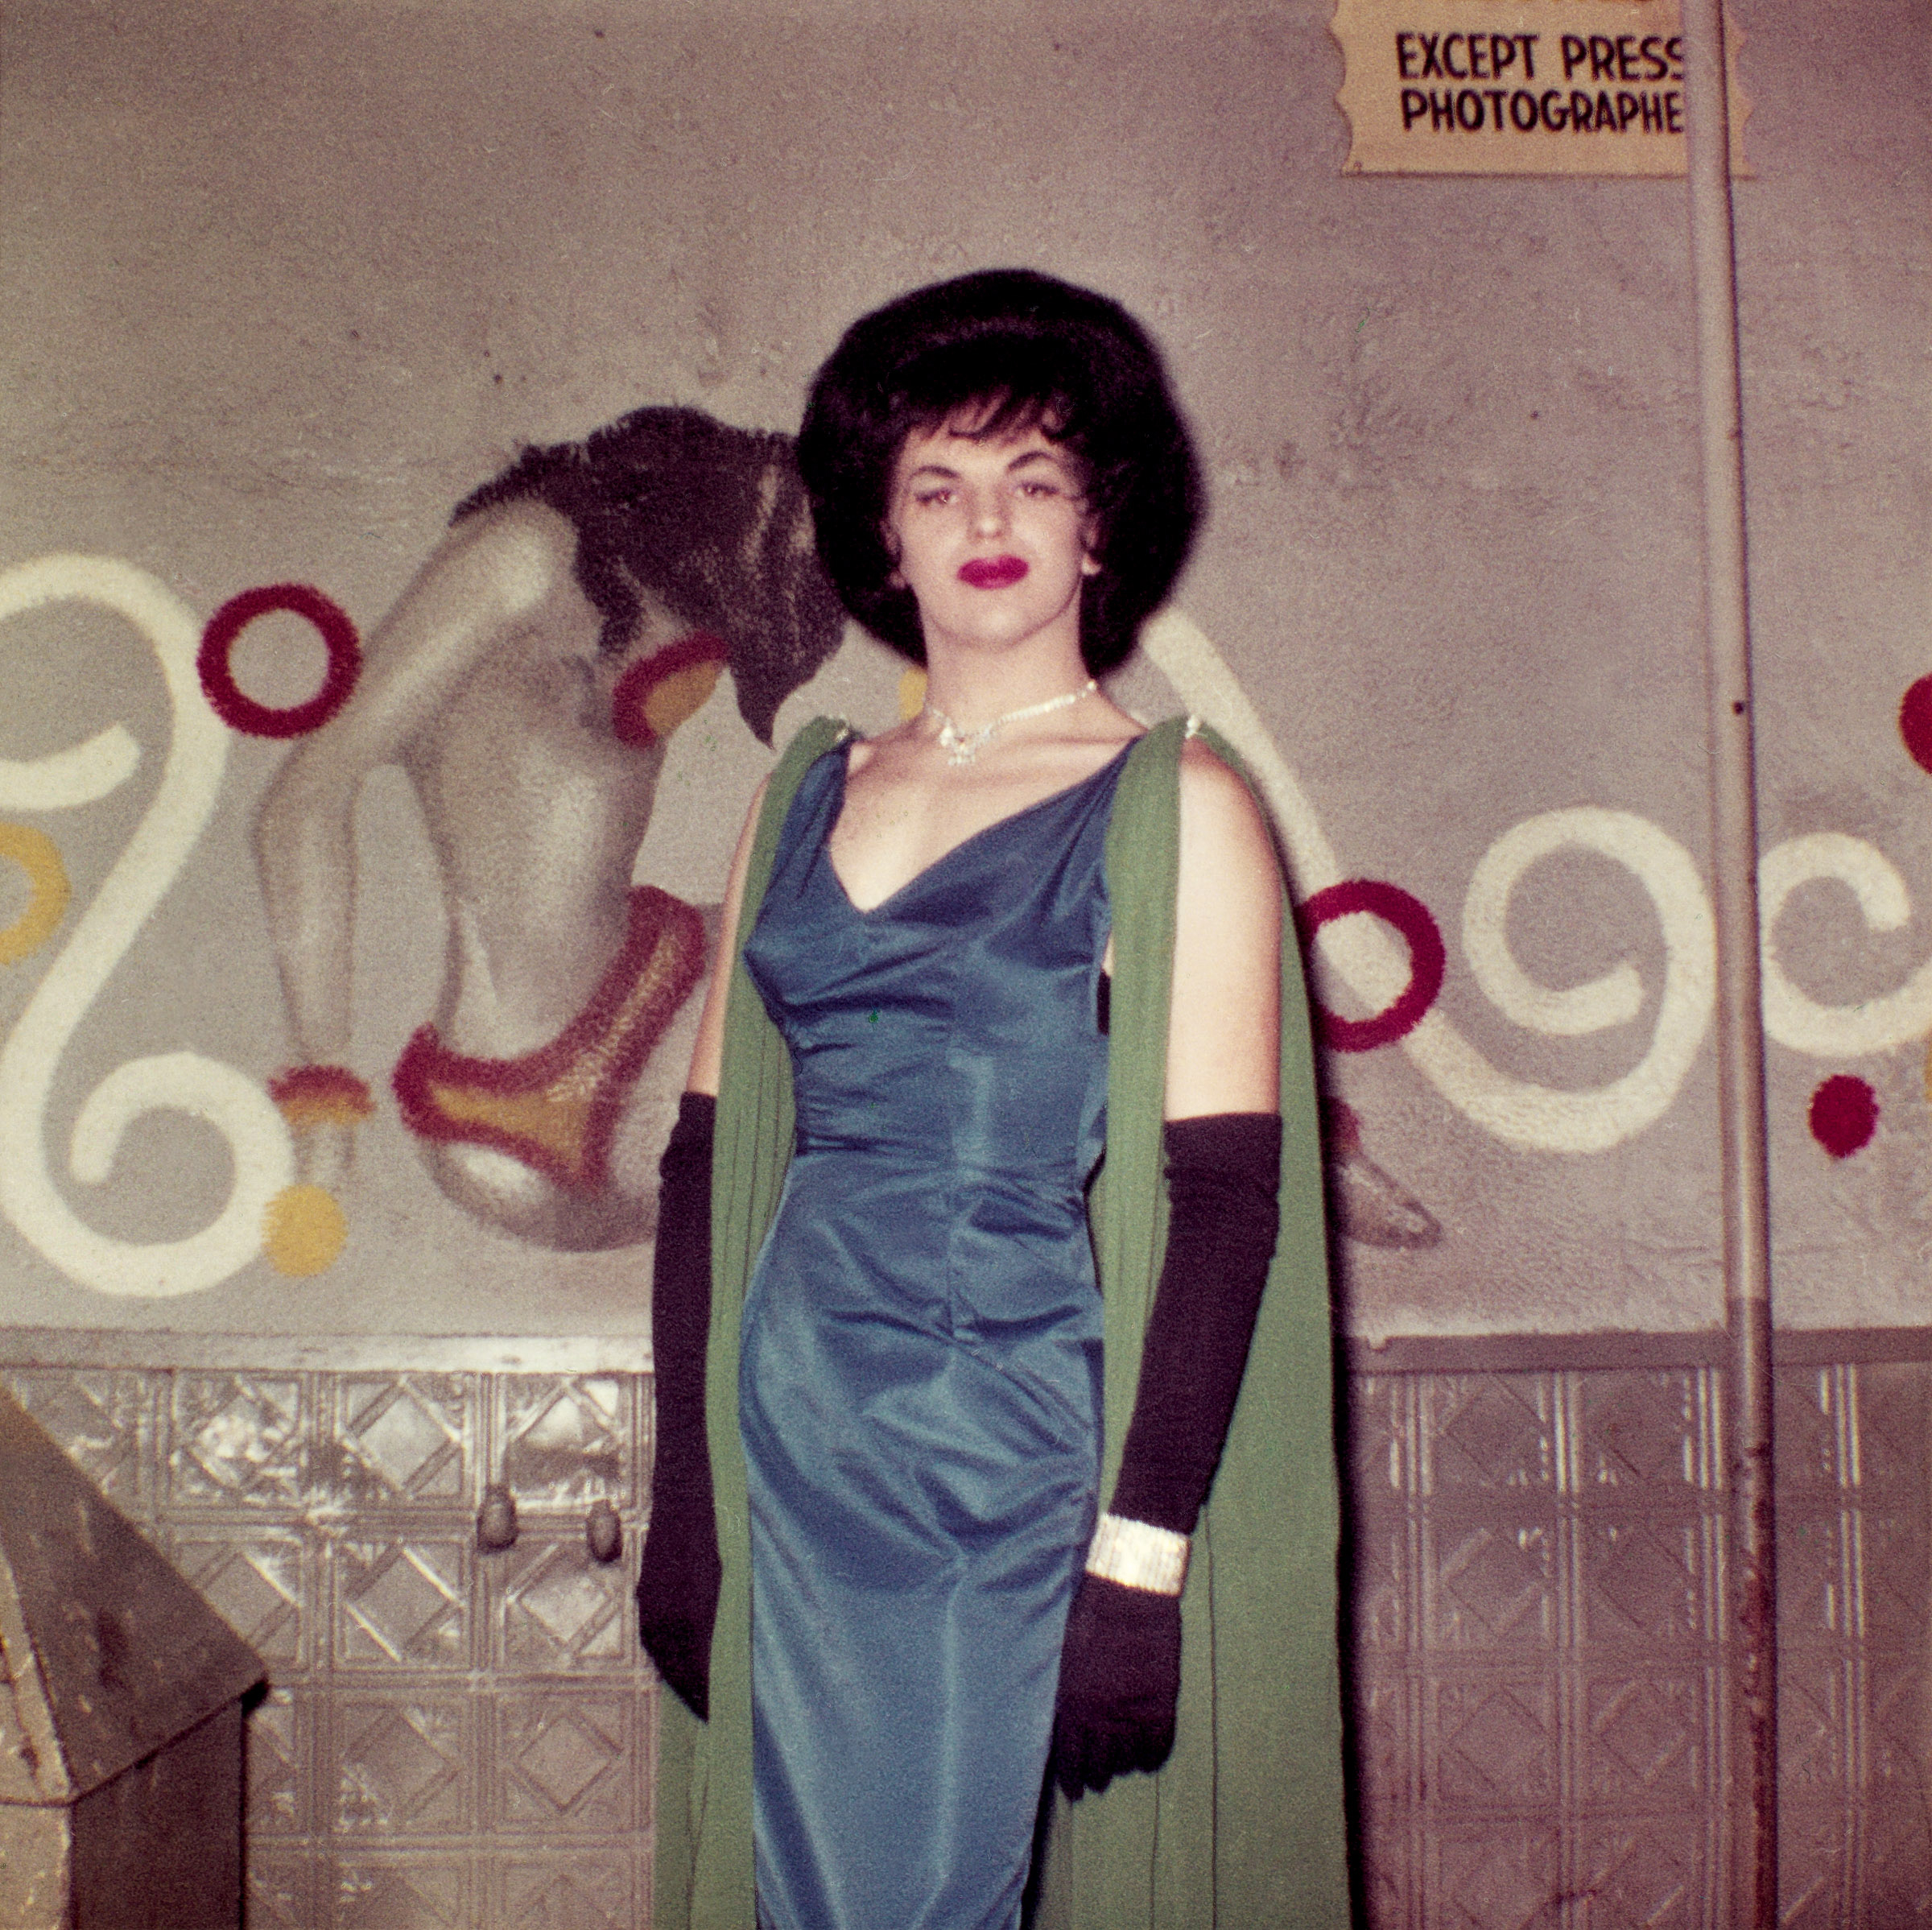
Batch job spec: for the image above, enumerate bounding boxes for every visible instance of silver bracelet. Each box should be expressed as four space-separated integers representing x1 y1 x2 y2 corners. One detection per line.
1085 1512 1190 1596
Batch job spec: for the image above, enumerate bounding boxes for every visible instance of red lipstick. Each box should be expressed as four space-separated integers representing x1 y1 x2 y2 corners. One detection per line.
958 556 1029 589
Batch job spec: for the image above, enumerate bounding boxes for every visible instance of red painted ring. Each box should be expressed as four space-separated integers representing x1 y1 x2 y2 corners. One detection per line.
1901 676 1932 778
199 584 361 738
1296 878 1446 1052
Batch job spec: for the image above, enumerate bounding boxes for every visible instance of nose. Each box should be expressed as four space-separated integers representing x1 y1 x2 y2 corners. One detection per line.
968 486 1008 539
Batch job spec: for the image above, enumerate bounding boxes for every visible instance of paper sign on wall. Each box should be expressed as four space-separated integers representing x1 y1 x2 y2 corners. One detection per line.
1332 0 1750 176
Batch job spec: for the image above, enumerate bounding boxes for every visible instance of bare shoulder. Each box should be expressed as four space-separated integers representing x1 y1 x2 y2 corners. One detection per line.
1176 737 1278 875
1166 738 1282 1115
842 714 927 782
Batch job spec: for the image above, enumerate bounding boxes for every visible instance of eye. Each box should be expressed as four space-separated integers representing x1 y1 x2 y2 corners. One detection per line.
912 486 954 507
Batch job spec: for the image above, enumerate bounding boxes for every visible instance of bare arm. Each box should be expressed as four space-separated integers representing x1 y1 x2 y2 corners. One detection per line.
1053 742 1286 1793
1163 738 1282 1120
253 501 580 1062
683 779 770 1097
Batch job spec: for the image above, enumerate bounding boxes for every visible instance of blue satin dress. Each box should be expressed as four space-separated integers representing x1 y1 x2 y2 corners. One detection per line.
737 742 1129 1930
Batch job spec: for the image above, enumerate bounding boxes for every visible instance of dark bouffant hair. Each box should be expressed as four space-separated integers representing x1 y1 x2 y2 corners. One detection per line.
795 270 1203 674
453 407 846 744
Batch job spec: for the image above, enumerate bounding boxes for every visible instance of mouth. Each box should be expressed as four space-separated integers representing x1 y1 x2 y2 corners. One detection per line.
958 556 1029 589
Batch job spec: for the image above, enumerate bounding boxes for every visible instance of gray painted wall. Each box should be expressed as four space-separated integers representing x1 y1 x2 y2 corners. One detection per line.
0 0 1925 1342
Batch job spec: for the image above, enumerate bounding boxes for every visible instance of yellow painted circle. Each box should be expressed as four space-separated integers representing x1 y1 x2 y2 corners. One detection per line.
263 1184 348 1277
0 824 70 965
898 667 928 722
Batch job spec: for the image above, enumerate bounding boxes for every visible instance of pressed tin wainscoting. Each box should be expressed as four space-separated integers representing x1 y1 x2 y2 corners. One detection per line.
0 1345 656 1930
2 1335 1930 1928
1350 1336 1932 1930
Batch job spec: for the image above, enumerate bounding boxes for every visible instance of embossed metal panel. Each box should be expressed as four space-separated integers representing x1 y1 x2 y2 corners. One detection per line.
1352 1354 1932 1928
6 1348 1930 1927
2 1362 653 1930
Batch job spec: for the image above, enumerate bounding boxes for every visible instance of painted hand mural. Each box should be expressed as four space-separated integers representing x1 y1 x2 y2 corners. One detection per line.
252 408 845 1254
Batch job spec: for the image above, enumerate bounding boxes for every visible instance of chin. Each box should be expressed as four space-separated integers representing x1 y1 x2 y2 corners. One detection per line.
932 595 1084 657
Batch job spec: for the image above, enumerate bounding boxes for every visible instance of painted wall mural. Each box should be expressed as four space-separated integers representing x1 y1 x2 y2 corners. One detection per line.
0 556 295 1298
1152 610 1931 1172
250 408 841 1258
6 550 1926 1302
0 0 1922 1344
1 413 851 1291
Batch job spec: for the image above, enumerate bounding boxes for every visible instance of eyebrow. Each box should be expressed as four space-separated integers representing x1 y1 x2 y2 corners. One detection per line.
900 448 1078 485
1006 448 1071 475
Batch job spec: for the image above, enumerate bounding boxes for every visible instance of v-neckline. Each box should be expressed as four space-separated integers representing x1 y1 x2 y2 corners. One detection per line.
825 740 1135 919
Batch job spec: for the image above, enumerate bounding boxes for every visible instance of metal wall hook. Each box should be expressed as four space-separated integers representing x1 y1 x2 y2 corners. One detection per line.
477 1482 518 1551
585 1498 622 1564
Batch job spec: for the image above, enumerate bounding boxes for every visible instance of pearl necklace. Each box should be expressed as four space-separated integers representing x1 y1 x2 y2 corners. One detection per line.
923 679 1099 766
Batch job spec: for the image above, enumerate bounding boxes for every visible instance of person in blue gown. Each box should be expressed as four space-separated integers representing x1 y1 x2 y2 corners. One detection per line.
638 271 1316 1930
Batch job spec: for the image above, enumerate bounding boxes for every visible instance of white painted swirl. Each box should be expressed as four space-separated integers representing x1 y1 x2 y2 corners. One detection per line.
1140 610 1716 1153
1463 812 1646 1037
1448 809 1715 1151
1759 832 1932 1056
0 724 141 811
0 555 292 1296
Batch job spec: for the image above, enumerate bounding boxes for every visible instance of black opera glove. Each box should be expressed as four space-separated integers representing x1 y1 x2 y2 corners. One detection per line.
1051 1111 1282 1800
1052 1573 1183 1800
636 1093 722 1721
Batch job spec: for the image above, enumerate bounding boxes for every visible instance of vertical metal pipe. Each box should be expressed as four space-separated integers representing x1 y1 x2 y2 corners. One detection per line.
1677 3 1779 1923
